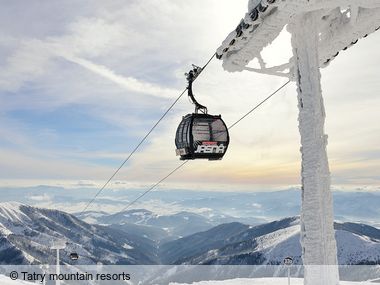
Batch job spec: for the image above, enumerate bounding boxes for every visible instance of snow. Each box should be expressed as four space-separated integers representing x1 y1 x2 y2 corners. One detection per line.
215 2 380 285
0 202 33 236
248 0 262 12
260 226 380 265
0 202 29 224
132 212 145 216
256 225 299 251
217 0 305 72
0 222 13 236
258 225 301 263
20 251 35 264
318 7 380 67
169 278 375 285
336 230 380 264
0 275 376 285
123 243 134 250
289 12 339 285
0 275 34 285
218 1 380 74
82 216 97 224
78 210 109 224
0 203 142 265
214 222 377 265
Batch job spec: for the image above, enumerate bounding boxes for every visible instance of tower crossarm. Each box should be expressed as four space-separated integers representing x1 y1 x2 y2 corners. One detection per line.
308 0 380 10
319 7 380 67
217 0 380 75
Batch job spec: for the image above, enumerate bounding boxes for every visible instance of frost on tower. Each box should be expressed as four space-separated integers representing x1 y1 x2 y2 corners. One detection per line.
216 0 380 284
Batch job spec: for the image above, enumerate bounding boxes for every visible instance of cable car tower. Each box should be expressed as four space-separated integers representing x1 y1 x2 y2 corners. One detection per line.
216 1 380 284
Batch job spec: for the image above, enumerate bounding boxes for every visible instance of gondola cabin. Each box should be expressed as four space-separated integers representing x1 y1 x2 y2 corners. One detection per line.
70 252 79 261
175 113 229 160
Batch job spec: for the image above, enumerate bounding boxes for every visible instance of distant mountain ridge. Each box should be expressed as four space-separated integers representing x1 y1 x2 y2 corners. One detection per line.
1 187 379 227
76 208 266 241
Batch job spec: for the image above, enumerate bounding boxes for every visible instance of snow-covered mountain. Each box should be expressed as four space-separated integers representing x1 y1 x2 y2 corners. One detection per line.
77 209 260 241
1 203 379 266
100 209 214 237
2 187 379 227
161 217 380 265
0 202 157 265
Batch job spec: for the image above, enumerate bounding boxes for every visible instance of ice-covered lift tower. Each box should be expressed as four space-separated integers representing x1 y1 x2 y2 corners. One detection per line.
217 1 380 285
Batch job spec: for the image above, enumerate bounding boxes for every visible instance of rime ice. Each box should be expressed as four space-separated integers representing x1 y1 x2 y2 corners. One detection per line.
215 1 380 284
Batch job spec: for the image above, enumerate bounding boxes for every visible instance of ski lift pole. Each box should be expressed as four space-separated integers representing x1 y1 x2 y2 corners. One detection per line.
288 11 339 285
51 240 66 285
39 264 48 285
56 248 60 285
284 257 293 285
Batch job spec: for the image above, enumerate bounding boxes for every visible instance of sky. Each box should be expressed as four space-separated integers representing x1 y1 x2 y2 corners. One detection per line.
0 0 380 192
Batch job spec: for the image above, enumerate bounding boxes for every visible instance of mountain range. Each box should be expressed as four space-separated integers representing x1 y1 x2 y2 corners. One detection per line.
77 208 266 242
1 187 380 227
0 202 157 265
0 203 379 266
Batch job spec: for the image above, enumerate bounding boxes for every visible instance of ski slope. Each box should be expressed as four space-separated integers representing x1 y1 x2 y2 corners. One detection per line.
170 278 376 285
1 275 377 285
0 275 34 285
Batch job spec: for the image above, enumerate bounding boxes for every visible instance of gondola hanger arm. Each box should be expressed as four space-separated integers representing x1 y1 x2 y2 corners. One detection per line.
185 65 208 114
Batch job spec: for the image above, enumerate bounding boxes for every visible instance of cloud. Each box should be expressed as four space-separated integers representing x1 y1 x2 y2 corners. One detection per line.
0 148 113 180
0 35 178 101
62 55 179 99
0 39 53 91
0 0 379 191
28 193 52 202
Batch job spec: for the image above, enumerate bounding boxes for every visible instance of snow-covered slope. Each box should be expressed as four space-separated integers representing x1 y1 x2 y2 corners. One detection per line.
169 278 375 285
2 203 379 266
162 217 380 265
0 202 157 265
0 275 34 285
75 210 108 224
0 275 377 285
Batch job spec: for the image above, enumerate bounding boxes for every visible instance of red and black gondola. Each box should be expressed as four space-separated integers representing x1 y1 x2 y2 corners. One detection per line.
175 65 229 160
70 252 79 260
